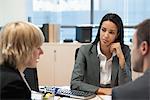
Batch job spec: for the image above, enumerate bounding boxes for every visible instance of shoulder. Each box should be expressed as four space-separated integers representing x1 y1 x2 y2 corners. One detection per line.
112 74 149 99
1 80 31 99
122 44 130 51
112 81 134 99
78 44 97 56
0 65 21 78
0 65 23 87
121 44 131 56
0 68 31 98
80 43 93 49
0 64 31 99
134 70 150 84
79 43 95 52
78 44 91 53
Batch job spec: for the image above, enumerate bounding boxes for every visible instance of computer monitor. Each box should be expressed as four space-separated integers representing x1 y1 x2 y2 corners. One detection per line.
76 26 92 43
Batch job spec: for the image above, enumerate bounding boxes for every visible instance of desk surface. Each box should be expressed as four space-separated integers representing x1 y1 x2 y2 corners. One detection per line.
32 86 111 100
32 93 111 100
54 95 111 100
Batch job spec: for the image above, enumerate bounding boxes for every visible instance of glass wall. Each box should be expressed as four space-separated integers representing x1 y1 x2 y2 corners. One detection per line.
28 0 150 44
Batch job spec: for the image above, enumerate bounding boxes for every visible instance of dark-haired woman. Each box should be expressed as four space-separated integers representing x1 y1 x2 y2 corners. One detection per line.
70 13 132 95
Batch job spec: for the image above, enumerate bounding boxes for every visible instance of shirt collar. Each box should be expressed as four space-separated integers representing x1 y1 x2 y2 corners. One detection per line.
97 42 116 59
97 42 103 56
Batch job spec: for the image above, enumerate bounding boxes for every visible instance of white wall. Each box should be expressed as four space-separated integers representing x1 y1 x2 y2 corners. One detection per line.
0 0 27 26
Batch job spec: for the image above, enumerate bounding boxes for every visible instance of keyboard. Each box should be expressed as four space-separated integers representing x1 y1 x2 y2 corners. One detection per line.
40 86 96 99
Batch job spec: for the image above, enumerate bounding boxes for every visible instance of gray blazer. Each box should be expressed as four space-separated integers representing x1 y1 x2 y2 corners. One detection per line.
70 43 132 93
112 68 150 100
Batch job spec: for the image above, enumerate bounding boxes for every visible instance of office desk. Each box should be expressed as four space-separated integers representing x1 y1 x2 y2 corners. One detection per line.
32 92 111 100
54 95 111 100
32 86 111 100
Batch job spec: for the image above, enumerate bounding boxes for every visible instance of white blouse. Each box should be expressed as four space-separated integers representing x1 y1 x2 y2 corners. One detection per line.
97 43 115 85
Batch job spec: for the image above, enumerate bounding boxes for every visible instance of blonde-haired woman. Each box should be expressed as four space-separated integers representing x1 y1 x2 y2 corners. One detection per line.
0 21 44 99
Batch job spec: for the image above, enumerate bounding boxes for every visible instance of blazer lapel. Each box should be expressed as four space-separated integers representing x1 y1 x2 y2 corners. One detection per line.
89 44 100 85
111 56 119 86
90 44 100 67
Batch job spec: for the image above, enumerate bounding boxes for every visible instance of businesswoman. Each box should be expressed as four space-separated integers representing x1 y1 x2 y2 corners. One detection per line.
71 13 132 95
0 21 44 99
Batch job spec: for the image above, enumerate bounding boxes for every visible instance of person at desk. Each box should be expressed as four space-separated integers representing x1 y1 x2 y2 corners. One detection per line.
0 21 44 99
112 19 150 100
70 13 132 95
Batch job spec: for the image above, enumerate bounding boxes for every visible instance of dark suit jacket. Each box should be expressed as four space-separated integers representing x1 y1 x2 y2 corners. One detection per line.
70 43 132 93
112 68 150 100
0 63 31 100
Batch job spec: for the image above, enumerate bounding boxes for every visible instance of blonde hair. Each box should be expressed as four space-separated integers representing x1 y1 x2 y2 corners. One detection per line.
0 21 44 69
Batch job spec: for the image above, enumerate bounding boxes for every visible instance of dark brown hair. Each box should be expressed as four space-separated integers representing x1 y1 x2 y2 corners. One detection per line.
93 13 124 45
135 19 150 47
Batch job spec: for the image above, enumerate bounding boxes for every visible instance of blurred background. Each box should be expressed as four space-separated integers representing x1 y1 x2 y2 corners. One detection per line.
0 0 149 45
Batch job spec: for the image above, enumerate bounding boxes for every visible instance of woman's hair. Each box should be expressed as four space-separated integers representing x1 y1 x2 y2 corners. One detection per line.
0 21 44 68
93 13 124 45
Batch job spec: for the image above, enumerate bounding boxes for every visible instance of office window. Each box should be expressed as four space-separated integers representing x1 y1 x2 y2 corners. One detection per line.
29 0 150 44
31 0 91 42
32 0 90 25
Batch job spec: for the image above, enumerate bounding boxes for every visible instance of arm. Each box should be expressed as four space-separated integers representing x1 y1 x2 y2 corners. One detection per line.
70 46 99 93
111 43 132 85
118 45 132 85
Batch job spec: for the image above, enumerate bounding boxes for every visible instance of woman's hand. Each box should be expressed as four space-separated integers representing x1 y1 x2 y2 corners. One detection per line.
96 87 112 95
110 42 125 69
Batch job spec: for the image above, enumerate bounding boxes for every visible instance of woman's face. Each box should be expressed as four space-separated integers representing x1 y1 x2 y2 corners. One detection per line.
26 46 44 68
100 20 118 47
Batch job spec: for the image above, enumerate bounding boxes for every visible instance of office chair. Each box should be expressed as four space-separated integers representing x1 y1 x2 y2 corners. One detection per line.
24 68 39 92
75 48 79 60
